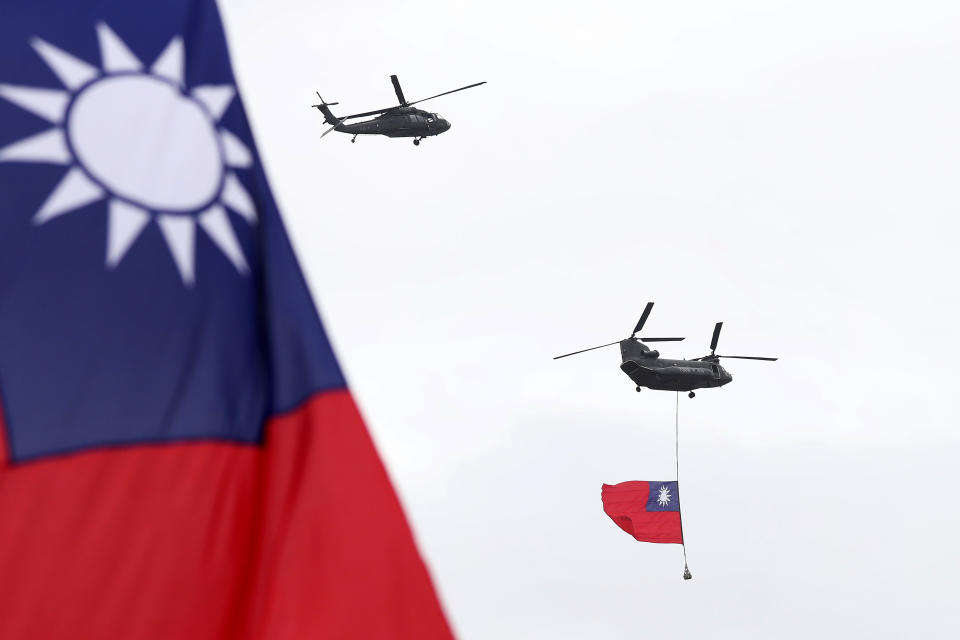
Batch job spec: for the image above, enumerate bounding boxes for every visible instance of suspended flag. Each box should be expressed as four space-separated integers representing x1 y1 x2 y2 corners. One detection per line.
601 481 684 544
0 1 452 637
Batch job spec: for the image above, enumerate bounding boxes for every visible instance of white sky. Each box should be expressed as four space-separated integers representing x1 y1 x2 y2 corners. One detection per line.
220 1 958 636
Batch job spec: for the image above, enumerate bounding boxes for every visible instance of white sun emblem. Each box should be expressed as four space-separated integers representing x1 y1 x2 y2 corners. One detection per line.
0 23 256 285
657 485 672 506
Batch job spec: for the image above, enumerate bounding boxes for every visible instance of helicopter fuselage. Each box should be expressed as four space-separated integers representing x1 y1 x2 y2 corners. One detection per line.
336 107 450 139
619 339 733 392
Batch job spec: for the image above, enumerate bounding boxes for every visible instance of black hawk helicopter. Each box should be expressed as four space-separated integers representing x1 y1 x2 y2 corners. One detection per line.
312 75 486 146
554 302 777 398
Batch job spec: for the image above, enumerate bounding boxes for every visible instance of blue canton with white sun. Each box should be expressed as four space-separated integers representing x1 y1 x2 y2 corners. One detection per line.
646 481 680 512
0 1 344 462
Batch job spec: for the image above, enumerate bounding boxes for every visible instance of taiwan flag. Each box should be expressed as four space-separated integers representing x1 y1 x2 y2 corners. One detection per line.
0 1 452 638
601 481 683 544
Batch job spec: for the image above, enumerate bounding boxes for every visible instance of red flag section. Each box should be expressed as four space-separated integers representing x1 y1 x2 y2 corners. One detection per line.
601 481 683 544
0 391 453 639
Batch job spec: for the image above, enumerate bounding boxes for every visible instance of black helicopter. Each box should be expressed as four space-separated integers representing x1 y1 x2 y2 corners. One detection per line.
554 303 777 397
312 75 485 145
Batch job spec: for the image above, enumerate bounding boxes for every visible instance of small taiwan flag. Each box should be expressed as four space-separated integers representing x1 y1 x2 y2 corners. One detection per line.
601 480 683 544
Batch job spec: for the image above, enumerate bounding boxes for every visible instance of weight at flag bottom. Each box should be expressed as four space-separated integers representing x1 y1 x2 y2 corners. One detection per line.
0 2 453 638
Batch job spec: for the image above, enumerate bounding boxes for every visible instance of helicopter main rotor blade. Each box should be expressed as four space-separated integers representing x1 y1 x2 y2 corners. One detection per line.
405 81 487 107
337 106 398 120
336 81 487 121
631 302 654 336
716 355 778 361
320 118 345 138
638 337 685 342
390 74 407 105
553 340 621 360
709 322 723 353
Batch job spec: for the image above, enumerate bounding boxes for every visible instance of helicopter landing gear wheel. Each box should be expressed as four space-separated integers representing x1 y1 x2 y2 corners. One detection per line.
413 138 421 146
688 391 696 398
635 386 642 393
351 134 357 144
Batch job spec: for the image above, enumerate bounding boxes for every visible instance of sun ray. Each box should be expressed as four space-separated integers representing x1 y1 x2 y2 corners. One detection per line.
191 85 235 121
198 204 248 273
30 38 99 90
151 36 184 87
35 167 105 224
0 128 70 164
106 199 150 267
157 214 196 284
219 129 252 168
220 172 256 223
0 84 70 123
96 22 143 73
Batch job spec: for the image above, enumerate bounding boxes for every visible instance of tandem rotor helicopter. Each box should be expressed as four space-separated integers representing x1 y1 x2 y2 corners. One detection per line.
312 74 486 145
554 303 777 398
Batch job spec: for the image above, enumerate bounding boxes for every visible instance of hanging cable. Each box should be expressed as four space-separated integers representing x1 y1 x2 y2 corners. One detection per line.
676 391 691 580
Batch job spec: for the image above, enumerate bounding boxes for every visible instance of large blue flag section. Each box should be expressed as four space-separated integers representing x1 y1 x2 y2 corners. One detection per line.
0 2 452 638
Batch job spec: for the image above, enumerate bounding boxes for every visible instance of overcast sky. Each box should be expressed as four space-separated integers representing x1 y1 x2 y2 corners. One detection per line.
220 1 958 636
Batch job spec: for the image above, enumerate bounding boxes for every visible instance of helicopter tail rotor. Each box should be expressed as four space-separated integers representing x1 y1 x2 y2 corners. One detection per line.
311 91 341 125
311 91 339 106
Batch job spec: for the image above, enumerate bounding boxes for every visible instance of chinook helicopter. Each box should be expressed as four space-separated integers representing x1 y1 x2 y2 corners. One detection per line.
312 75 485 145
554 303 777 397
